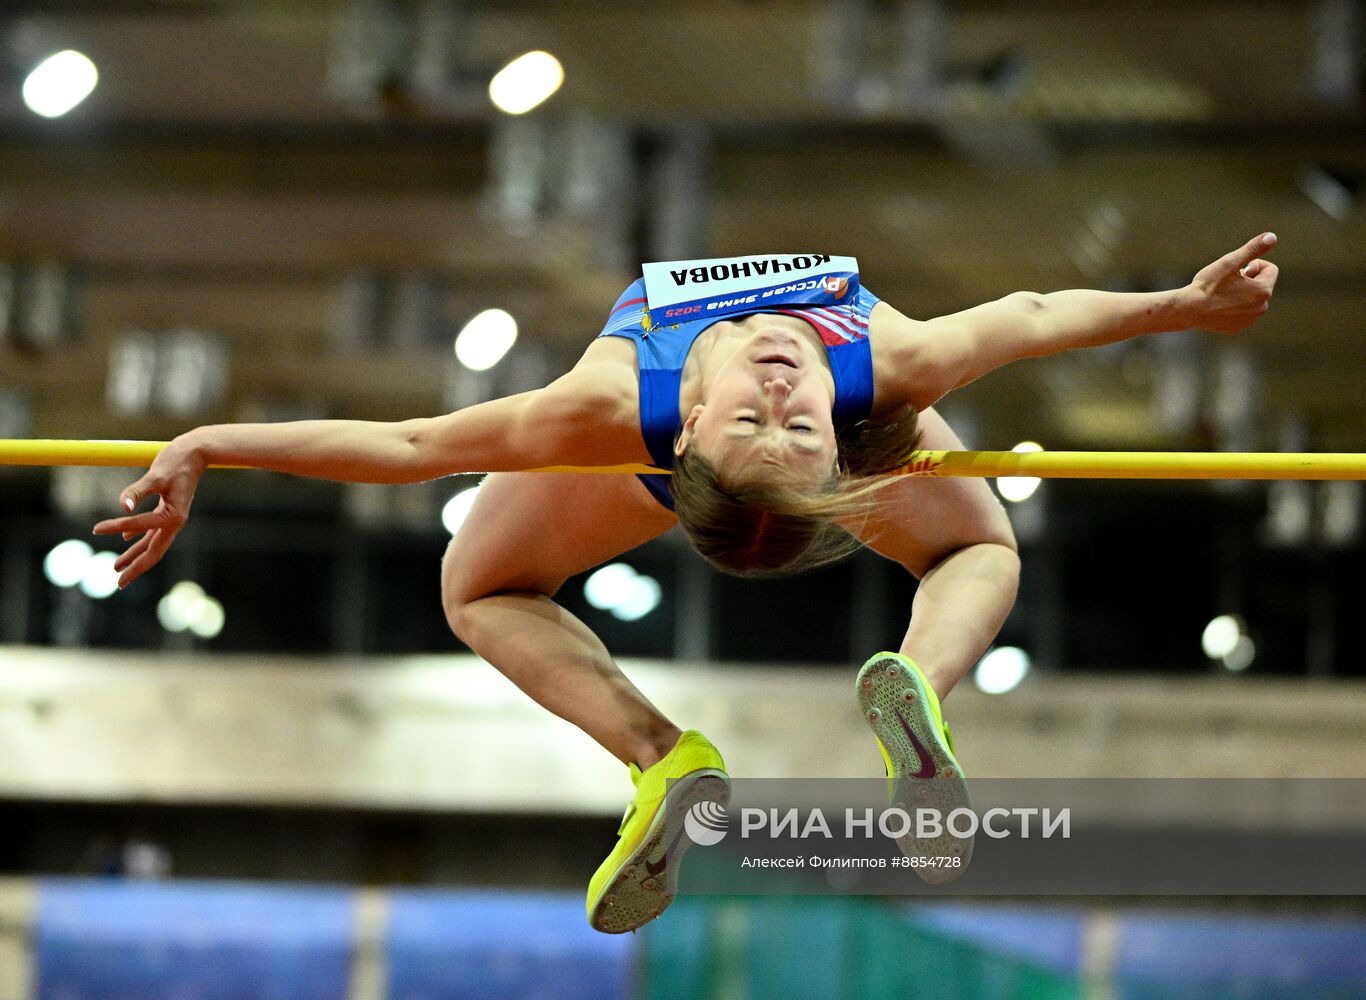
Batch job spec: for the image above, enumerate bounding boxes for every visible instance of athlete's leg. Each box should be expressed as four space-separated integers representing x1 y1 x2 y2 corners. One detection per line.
441 471 681 768
844 406 1020 702
845 407 1018 879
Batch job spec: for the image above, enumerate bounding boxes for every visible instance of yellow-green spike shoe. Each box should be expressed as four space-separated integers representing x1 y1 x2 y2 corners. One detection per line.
856 652 972 883
586 730 729 933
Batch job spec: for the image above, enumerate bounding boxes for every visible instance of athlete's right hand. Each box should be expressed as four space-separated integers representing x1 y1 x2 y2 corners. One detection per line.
93 436 209 589
1185 232 1278 336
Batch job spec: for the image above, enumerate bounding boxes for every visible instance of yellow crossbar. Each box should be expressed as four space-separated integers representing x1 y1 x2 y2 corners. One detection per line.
2 439 1365 480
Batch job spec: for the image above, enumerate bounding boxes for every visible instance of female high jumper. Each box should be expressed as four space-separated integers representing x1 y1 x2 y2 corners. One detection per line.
94 233 1278 932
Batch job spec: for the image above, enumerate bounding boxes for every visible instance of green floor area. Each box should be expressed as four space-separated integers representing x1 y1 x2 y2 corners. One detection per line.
641 897 1080 1000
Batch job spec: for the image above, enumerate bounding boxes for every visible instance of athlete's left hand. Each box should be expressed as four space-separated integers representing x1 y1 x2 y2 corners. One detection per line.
1186 232 1279 336
92 436 207 588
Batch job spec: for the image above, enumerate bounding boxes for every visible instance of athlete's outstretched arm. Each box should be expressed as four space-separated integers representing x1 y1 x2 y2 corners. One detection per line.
92 375 632 588
893 232 1280 409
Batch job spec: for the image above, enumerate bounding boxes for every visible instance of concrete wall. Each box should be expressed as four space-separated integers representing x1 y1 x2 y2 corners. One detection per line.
2 646 1364 819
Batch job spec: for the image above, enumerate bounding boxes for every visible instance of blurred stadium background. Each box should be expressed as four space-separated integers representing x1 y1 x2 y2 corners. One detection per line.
1 1 1365 998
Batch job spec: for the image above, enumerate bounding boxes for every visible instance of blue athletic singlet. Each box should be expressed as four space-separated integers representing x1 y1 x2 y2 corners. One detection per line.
596 271 880 510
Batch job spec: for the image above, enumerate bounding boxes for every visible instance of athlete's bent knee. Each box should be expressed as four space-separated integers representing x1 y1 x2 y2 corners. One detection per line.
439 543 479 638
439 540 559 644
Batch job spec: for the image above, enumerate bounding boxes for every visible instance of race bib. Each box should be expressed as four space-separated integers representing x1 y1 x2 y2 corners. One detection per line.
642 254 860 324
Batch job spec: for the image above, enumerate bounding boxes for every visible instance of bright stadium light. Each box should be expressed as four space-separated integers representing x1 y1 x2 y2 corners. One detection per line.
973 646 1031 695
156 581 226 640
1202 614 1255 671
488 51 564 115
454 309 518 371
1222 635 1255 672
188 597 226 640
22 50 99 118
612 575 661 622
584 563 637 610
442 482 484 535
157 581 205 633
43 539 93 588
584 562 661 621
1201 614 1242 660
997 441 1044 503
79 550 121 599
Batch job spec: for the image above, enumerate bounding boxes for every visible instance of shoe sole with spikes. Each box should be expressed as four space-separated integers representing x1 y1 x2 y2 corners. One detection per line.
588 769 730 933
856 652 972 883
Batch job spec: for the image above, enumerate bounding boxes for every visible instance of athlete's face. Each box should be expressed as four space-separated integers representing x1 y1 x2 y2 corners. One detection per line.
676 327 838 486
